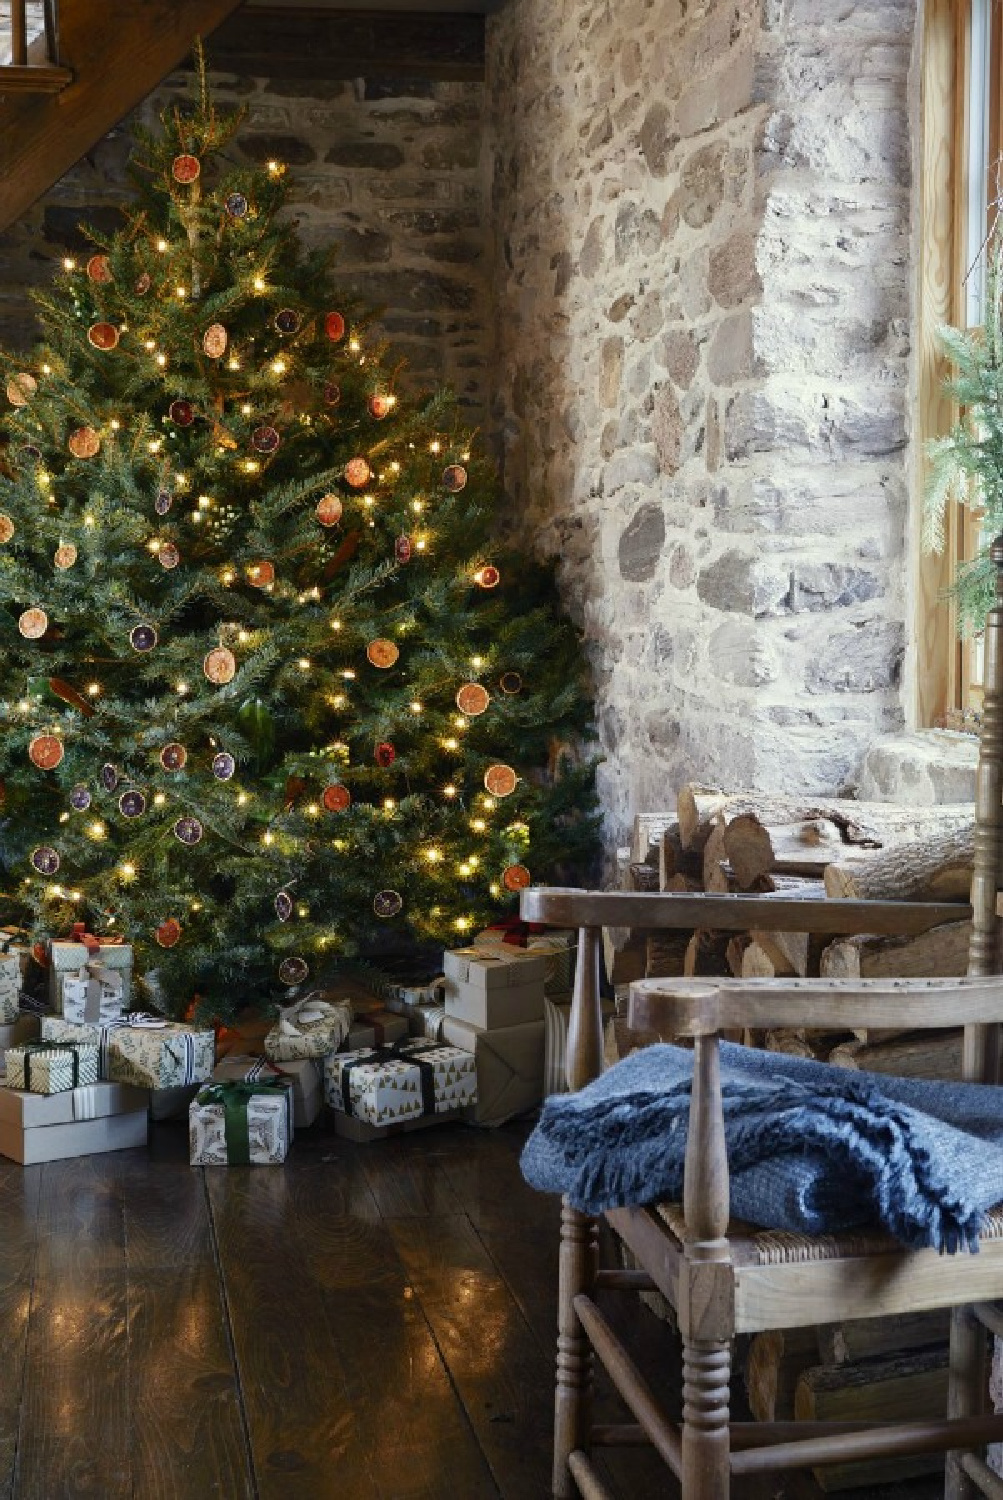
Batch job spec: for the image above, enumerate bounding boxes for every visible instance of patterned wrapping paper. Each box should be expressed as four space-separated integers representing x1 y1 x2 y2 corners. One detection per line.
542 994 614 1097
264 994 353 1062
41 1015 215 1088
6 1040 100 1095
211 1054 324 1129
0 953 21 1025
406 1003 446 1042
60 965 126 1025
49 941 133 1012
189 1080 293 1166
0 928 33 984
324 1039 477 1127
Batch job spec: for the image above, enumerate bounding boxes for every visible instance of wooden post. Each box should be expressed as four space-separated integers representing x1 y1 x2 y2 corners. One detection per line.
10 0 27 65
948 535 1003 1500
566 926 603 1092
553 925 604 1494
680 1034 732 1500
554 1203 599 1497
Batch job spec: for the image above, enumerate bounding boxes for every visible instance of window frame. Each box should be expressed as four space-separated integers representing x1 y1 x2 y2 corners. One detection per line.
916 0 1001 727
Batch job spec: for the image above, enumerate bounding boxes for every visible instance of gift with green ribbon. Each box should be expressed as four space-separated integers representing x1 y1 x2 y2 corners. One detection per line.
189 1078 293 1166
7 1038 100 1094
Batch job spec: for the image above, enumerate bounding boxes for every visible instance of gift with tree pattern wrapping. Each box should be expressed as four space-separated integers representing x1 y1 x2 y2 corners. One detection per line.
324 1039 476 1128
41 1014 215 1088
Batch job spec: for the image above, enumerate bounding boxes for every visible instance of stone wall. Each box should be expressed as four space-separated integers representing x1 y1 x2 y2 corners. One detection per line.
485 0 919 846
0 67 490 417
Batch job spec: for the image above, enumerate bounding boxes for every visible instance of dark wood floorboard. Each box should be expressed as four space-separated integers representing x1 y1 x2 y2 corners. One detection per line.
0 1115 953 1500
0 1167 39 1500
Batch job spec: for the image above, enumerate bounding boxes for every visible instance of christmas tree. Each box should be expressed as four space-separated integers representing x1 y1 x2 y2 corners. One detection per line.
0 61 597 1021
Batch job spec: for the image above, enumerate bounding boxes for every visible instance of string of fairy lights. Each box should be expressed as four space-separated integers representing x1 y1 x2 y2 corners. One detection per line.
0 139 538 996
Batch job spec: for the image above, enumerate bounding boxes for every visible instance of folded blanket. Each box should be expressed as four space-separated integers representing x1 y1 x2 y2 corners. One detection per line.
520 1043 1003 1253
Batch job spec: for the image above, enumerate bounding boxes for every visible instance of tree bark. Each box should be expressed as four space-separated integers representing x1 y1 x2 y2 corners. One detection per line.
677 784 972 853
823 827 975 901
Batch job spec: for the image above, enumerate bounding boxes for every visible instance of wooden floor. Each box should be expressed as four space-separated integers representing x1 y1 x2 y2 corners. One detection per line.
0 1116 943 1500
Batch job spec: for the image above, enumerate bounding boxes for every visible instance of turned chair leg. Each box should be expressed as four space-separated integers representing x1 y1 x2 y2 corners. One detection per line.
681 1337 731 1500
554 1199 598 1499
945 1306 991 1500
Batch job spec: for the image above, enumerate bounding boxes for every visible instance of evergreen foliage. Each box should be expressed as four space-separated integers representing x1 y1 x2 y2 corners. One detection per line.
925 235 1003 634
0 61 599 1020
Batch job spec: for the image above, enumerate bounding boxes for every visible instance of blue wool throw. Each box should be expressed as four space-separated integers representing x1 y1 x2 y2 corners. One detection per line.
520 1043 1003 1253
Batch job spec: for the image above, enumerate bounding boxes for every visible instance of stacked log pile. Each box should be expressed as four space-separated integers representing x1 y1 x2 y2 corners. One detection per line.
612 787 975 1077
611 788 976 1493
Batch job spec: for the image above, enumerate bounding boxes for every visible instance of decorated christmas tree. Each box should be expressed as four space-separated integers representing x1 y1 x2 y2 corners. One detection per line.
0 61 597 1021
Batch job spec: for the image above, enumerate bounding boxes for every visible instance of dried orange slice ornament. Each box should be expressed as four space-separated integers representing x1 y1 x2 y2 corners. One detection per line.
484 763 517 797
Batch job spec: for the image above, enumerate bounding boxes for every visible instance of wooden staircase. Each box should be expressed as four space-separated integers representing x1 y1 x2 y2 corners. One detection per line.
0 0 245 234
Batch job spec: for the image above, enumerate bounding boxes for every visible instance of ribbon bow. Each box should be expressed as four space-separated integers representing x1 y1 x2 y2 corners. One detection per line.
196 1080 291 1163
483 916 548 948
67 921 125 954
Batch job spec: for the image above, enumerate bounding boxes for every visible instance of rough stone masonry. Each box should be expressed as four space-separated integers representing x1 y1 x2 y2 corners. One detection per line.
485 0 920 849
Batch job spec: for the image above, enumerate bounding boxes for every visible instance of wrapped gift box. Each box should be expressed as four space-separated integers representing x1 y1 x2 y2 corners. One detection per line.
264 994 352 1062
189 1079 293 1166
325 1039 476 1128
442 947 546 1030
441 1016 545 1125
474 923 578 996
0 1014 39 1067
344 1009 408 1051
49 940 133 1012
543 994 615 1096
211 1053 321 1129
60 962 126 1025
41 1015 215 1088
0 927 33 983
0 951 21 1025
6 1039 100 1095
0 1079 148 1164
406 1003 446 1042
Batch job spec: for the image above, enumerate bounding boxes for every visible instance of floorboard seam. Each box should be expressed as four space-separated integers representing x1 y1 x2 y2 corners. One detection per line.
201 1169 261 1500
9 1166 43 1500
396 1209 505 1500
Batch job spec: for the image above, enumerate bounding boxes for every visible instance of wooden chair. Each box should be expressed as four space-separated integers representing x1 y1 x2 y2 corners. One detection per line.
521 539 1003 1500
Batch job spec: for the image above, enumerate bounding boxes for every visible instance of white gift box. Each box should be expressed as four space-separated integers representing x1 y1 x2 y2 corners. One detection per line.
264 994 352 1062
49 941 133 1012
6 1041 100 1094
61 965 126 1025
324 1040 477 1128
0 952 20 1024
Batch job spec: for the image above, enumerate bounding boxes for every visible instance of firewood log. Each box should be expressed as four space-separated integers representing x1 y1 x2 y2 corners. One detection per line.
726 934 751 978
816 1310 949 1366
823 826 974 901
745 1327 820 1421
684 929 731 977
819 921 972 981
722 811 775 887
741 942 777 979
658 825 703 888
827 1030 963 1080
677 784 972 853
795 1351 947 1491
702 821 732 893
645 933 690 978
630 813 679 864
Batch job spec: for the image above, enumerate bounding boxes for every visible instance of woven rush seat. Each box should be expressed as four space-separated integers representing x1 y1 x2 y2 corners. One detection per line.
656 1201 1003 1266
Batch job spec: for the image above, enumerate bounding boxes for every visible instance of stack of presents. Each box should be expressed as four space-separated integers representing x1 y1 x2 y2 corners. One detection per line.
0 919 581 1168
